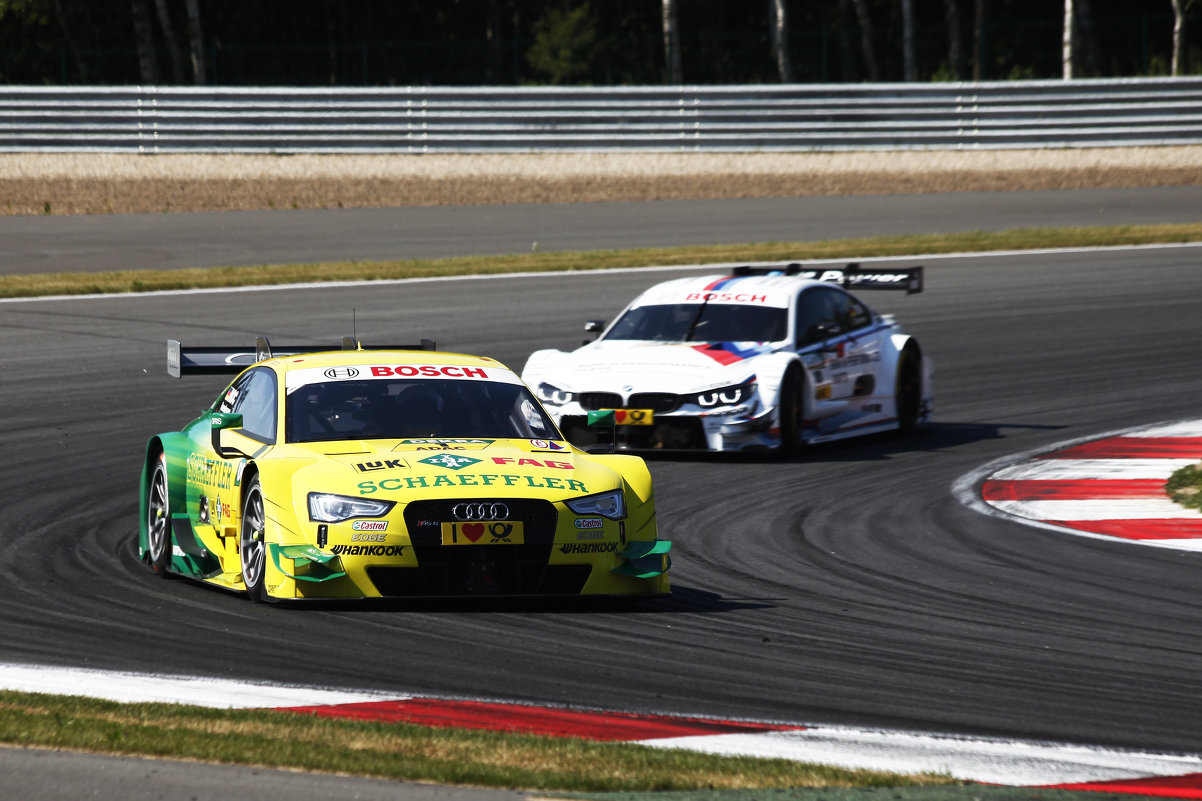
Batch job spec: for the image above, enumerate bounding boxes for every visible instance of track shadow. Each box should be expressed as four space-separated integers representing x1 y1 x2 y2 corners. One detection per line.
182 584 772 615
637 420 1066 466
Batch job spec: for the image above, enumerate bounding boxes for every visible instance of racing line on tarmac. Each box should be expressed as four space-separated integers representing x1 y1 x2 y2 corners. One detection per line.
5 420 1202 795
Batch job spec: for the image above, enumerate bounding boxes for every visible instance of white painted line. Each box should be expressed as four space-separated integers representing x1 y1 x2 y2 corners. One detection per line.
5 241 1202 304
641 726 1202 786
1123 422 1202 437
988 458 1197 481
1146 538 1202 552
988 497 1202 521
0 662 400 709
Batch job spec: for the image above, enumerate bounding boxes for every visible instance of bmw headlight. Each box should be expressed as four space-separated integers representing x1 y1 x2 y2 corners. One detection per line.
536 382 574 406
565 490 626 520
693 380 757 408
308 493 395 523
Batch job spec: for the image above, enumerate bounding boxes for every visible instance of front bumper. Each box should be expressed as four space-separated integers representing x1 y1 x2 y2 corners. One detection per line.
260 497 670 600
557 406 780 453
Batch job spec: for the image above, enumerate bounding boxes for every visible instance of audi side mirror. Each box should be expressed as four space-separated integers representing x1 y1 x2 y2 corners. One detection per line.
210 412 246 459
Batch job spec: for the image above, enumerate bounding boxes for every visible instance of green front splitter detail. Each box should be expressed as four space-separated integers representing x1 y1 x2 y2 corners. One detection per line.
268 544 347 582
613 540 672 578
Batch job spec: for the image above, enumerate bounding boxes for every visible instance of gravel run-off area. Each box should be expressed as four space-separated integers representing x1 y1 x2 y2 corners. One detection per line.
2 147 1202 215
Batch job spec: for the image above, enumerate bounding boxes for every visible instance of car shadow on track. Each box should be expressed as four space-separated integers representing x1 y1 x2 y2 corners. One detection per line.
637 420 1065 465
204 585 769 615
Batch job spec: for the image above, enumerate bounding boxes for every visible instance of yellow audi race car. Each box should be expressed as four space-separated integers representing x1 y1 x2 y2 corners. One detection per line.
139 338 670 602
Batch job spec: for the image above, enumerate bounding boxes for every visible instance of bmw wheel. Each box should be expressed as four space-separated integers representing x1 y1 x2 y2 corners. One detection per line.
240 477 268 601
895 347 922 433
778 365 805 455
147 455 172 575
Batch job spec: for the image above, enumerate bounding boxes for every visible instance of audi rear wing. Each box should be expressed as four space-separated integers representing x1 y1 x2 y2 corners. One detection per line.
732 262 923 294
166 336 436 378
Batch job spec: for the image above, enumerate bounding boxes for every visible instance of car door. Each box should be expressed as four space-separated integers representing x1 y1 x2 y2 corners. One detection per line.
794 286 882 402
186 367 277 565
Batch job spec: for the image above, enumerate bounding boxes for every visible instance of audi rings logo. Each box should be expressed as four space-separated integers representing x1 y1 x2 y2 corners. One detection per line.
451 502 510 521
323 367 360 379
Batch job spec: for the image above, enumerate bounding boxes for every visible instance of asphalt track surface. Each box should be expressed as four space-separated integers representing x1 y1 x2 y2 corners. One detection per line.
2 190 1202 788
3 185 1202 274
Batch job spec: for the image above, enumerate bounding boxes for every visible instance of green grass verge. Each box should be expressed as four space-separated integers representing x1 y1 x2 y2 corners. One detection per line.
4 222 1201 299
0 690 960 792
1165 462 1202 511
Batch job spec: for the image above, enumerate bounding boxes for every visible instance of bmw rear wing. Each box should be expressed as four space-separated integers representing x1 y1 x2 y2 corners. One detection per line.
167 336 436 378
733 262 923 294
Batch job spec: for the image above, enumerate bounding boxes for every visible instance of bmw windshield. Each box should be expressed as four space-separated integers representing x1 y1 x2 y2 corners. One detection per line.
603 303 788 343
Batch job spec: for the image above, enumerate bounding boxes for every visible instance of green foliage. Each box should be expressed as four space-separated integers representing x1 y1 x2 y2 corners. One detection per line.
0 1 1198 85
526 3 598 85
1165 463 1202 511
0 0 49 21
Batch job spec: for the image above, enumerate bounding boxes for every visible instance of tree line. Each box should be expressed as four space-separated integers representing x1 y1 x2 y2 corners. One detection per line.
0 0 1196 87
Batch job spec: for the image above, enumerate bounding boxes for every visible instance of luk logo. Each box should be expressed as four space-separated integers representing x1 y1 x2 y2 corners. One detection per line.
355 459 406 473
417 454 481 471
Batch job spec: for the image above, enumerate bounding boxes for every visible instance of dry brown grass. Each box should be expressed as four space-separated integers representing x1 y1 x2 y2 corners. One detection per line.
3 148 1202 215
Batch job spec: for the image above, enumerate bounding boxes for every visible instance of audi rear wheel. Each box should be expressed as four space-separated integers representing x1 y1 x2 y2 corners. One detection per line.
147 455 172 575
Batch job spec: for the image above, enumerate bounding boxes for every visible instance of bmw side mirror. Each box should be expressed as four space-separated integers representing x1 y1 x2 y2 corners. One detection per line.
583 319 606 345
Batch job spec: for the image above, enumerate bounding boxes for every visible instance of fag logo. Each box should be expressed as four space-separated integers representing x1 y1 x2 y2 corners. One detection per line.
417 454 481 471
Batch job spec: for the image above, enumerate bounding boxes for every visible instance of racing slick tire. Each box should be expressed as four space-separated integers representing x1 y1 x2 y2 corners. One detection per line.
778 365 805 456
146 454 172 575
240 477 269 602
895 345 922 433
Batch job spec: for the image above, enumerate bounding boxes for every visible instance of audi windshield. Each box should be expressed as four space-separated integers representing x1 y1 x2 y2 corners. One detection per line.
604 304 788 343
286 379 560 443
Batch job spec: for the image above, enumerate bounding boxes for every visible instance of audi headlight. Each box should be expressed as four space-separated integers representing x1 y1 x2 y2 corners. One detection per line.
308 493 395 523
536 382 574 406
694 380 757 408
565 490 626 520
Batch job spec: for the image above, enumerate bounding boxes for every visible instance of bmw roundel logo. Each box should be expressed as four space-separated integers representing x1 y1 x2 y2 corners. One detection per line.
324 367 360 379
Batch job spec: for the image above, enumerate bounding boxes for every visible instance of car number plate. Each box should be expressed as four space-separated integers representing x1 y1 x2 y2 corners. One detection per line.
600 408 655 425
440 521 524 545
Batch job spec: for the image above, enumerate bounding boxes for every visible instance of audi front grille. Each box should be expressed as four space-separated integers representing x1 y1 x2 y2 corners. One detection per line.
376 498 582 596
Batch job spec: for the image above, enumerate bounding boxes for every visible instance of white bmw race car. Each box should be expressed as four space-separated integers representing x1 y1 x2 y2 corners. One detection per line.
521 263 933 454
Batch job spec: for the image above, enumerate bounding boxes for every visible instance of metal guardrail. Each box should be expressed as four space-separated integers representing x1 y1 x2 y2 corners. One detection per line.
1 78 1200 153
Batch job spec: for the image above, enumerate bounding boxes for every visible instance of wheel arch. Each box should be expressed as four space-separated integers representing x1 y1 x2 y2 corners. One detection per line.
139 434 184 560
752 351 804 409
